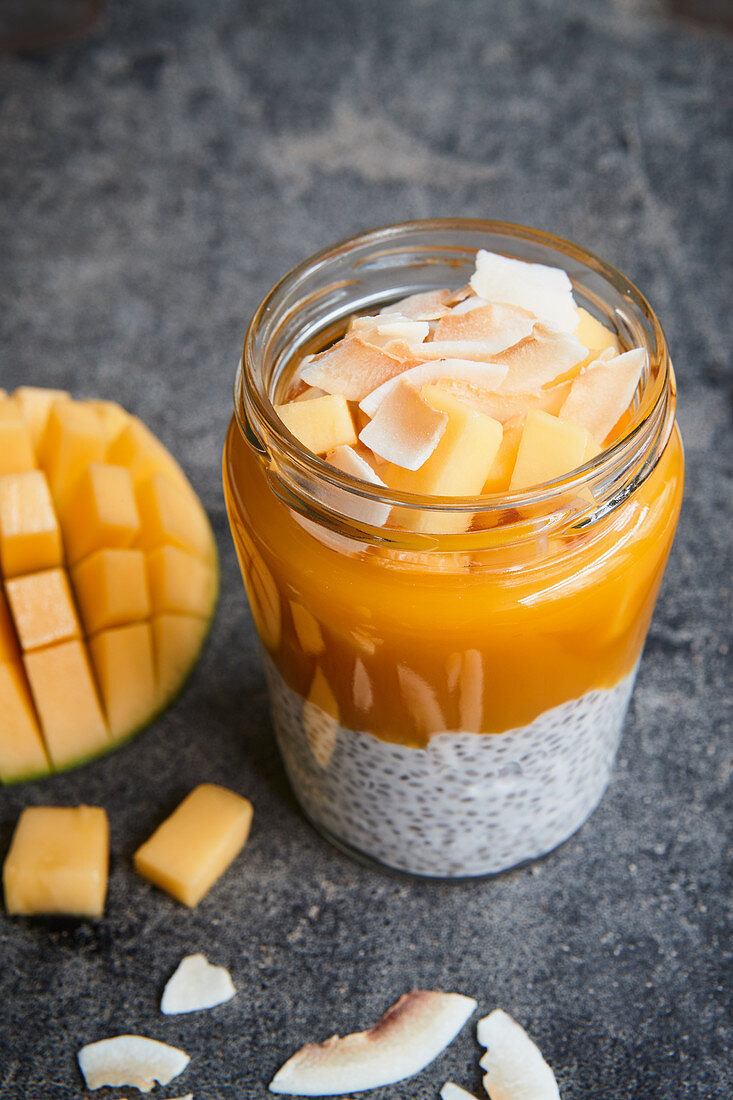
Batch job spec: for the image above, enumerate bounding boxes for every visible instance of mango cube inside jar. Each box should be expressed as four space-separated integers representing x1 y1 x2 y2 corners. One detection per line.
223 220 684 878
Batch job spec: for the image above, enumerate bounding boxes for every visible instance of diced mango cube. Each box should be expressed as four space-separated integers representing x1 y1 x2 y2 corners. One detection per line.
387 385 503 532
135 473 215 561
482 422 523 494
23 641 109 769
0 470 63 578
152 613 209 704
0 415 36 477
134 783 253 907
3 805 109 917
39 401 108 507
89 622 156 742
146 545 218 617
5 567 81 652
60 462 140 565
573 308 620 373
510 409 596 491
275 394 357 455
106 416 189 490
72 548 150 635
0 663 50 783
85 398 130 440
14 387 71 450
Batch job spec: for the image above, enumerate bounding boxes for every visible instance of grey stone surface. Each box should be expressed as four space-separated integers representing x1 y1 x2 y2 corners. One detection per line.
0 0 730 1096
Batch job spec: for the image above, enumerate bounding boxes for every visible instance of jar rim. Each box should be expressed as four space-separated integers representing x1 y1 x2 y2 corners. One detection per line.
235 218 674 523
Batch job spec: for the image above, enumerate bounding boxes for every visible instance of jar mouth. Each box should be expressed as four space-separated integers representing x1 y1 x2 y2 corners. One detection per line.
235 218 674 528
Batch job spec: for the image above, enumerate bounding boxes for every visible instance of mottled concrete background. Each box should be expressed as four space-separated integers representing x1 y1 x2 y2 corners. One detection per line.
0 1 731 1097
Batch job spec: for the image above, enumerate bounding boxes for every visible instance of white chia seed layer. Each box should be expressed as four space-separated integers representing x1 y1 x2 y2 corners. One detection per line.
264 656 638 877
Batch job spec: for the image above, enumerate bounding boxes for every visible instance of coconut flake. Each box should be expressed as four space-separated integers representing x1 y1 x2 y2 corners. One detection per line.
359 382 447 470
301 337 408 401
78 1035 190 1093
350 314 430 346
403 339 519 363
477 1010 560 1100
433 302 536 352
495 325 587 394
379 288 458 320
449 294 488 315
269 990 477 1095
326 445 391 527
441 1084 481 1100
470 250 578 333
160 953 236 1015
433 378 571 424
559 347 646 442
359 359 508 418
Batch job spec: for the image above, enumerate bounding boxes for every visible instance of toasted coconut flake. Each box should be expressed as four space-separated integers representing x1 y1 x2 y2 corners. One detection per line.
301 337 408 401
360 360 508 418
449 294 488 315
470 250 578 333
160 953 236 1015
269 990 477 1095
559 347 646 443
353 657 374 712
78 1035 190 1093
477 1010 560 1100
326 445 391 527
404 339 518 363
359 383 448 471
495 325 587 394
433 378 571 424
441 1084 481 1100
350 314 430 346
379 288 456 320
433 302 536 351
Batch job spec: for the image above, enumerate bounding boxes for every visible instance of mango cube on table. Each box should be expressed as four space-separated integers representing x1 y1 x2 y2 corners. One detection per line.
3 805 109 918
134 783 253 907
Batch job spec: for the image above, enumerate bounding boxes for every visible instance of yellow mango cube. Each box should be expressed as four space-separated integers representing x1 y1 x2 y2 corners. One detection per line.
135 473 215 561
0 662 50 783
14 387 70 449
152 613 209 704
3 805 109 917
72 548 150 635
388 385 503 533
84 398 130 440
23 641 109 769
5 567 81 652
0 587 20 665
0 415 36 477
510 409 596 491
0 470 63 578
106 416 190 489
146 545 218 617
275 394 357 455
482 422 524 494
89 622 156 742
134 783 253 907
39 400 108 507
573 307 620 375
60 462 140 565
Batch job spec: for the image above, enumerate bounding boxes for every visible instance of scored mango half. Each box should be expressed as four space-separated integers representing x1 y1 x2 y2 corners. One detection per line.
0 388 218 784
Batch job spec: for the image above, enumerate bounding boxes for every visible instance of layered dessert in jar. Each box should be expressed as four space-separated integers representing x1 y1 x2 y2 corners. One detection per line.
224 221 683 877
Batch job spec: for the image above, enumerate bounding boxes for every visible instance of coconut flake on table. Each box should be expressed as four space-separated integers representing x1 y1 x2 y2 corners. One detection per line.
300 336 408 401
269 990 477 1095
160 953 236 1015
433 301 536 352
78 1035 190 1093
441 1084 481 1100
359 382 448 470
477 1009 561 1100
470 250 579 333
494 325 587 394
559 347 647 442
359 359 509 418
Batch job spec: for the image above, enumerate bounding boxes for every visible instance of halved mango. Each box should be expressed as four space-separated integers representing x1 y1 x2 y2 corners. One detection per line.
0 388 218 783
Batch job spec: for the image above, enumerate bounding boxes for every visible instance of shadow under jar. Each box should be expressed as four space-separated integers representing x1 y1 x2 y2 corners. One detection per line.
223 219 684 878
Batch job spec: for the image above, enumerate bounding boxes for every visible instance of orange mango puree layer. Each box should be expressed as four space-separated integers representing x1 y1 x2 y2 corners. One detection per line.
224 418 683 747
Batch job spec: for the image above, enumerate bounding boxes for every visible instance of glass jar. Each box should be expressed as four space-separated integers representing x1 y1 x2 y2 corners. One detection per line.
223 219 684 878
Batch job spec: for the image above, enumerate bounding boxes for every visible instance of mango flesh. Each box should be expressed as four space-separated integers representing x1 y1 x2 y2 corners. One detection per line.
133 783 253 907
3 805 109 917
0 388 218 784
